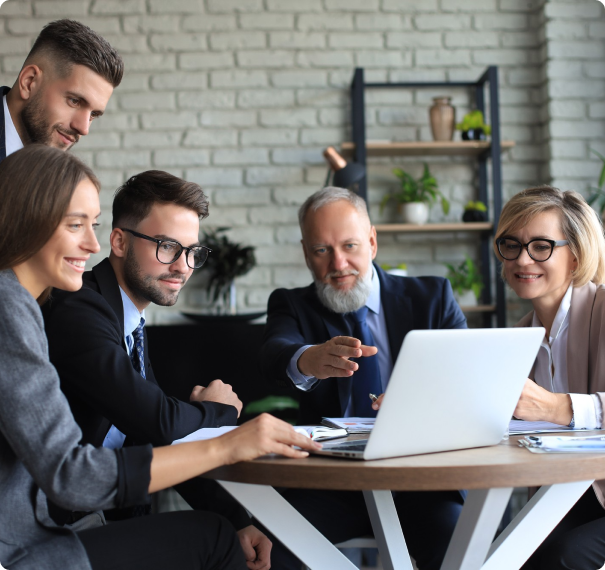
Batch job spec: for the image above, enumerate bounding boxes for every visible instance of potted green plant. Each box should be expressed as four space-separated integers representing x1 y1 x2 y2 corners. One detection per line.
198 227 256 314
445 256 483 306
462 200 488 222
380 163 450 225
456 110 491 141
587 149 605 221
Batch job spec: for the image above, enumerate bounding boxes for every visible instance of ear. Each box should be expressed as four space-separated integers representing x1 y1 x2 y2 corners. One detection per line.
369 226 378 260
17 64 43 101
109 228 128 259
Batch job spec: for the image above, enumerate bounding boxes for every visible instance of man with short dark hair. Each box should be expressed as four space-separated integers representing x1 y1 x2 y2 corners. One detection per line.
260 186 467 569
43 170 273 570
1 19 122 161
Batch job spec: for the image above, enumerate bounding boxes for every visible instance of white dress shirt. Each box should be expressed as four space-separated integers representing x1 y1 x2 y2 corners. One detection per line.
102 287 146 449
288 269 393 410
3 94 23 157
532 284 603 429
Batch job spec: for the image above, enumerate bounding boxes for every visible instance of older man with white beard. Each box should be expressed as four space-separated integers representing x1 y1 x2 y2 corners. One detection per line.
259 186 468 570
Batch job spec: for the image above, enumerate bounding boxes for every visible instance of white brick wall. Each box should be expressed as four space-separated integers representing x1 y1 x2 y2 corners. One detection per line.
1 0 604 324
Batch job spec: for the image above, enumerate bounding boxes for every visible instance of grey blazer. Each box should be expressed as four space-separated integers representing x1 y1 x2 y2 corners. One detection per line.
0 270 151 570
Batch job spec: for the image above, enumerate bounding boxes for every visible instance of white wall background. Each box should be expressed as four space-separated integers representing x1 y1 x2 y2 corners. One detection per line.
1 0 603 324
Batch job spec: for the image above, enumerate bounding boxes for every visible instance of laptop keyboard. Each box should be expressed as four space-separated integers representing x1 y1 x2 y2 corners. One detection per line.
326 439 368 452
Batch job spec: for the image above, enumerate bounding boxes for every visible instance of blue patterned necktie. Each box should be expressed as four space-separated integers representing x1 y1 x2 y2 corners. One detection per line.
130 318 146 379
349 306 381 417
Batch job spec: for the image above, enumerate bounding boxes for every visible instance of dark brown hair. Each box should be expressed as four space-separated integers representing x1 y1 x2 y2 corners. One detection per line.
112 171 209 229
24 19 123 88
0 144 100 273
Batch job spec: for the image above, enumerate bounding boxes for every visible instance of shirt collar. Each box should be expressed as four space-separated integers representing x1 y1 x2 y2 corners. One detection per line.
3 94 23 157
531 283 573 344
119 286 145 338
365 265 381 315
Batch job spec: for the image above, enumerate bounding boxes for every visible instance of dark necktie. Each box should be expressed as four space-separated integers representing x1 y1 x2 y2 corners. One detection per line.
350 306 381 417
130 318 146 379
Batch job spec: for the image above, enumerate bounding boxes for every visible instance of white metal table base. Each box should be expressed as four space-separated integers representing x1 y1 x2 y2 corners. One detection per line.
219 481 416 570
363 490 414 570
441 479 594 570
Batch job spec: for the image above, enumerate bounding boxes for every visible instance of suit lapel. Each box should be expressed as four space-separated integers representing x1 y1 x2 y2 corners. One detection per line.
567 283 595 395
377 265 412 362
91 258 126 338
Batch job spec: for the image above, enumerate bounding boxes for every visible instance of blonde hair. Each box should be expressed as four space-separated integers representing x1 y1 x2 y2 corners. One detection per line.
494 185 605 287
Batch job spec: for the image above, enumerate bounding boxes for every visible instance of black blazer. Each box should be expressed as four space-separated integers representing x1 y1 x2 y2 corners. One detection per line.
260 264 467 424
0 86 10 163
43 258 238 448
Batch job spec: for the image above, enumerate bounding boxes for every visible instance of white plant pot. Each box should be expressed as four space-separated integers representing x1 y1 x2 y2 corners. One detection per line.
455 290 478 307
387 268 408 277
401 202 429 225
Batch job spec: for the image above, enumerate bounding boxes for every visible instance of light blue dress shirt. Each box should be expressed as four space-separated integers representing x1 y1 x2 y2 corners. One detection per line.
287 268 393 416
102 287 146 449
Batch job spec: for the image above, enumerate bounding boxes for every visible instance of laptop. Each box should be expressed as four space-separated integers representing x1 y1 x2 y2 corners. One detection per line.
313 327 544 460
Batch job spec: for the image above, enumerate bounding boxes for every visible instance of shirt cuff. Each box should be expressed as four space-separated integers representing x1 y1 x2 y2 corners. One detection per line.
569 393 600 430
287 345 319 391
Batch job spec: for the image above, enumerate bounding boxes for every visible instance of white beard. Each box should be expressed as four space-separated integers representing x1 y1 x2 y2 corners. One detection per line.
314 264 373 314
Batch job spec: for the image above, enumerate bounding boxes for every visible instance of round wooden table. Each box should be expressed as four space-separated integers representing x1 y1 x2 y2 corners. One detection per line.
204 435 605 570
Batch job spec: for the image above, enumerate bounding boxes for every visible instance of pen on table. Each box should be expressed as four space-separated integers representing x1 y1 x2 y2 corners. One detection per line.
369 393 378 403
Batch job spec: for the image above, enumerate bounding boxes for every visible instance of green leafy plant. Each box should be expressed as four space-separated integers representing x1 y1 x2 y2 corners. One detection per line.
199 227 256 302
463 200 487 212
456 110 491 135
587 149 605 217
445 256 484 301
380 263 408 271
380 163 450 214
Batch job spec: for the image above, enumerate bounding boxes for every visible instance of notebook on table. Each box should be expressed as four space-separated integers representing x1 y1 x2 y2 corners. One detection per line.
312 327 544 460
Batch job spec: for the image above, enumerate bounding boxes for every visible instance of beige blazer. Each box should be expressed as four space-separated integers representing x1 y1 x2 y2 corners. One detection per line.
516 281 605 507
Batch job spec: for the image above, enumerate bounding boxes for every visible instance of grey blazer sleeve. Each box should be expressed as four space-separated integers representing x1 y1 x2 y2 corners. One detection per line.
0 275 148 512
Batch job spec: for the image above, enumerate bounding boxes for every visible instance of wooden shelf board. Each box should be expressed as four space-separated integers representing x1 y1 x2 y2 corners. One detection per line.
460 305 496 313
340 140 515 157
375 222 493 233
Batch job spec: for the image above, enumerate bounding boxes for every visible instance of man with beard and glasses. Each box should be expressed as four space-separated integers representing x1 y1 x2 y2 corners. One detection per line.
259 186 468 570
42 171 274 570
1 19 121 162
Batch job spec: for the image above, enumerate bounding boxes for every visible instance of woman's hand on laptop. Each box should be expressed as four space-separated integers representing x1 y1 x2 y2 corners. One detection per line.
513 379 573 425
297 336 378 379
371 393 385 411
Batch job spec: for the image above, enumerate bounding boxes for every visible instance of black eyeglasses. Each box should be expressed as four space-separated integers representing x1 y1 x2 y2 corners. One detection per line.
495 237 569 262
121 228 211 269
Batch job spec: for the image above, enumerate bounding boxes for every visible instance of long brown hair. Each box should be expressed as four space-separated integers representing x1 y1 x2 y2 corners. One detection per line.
0 145 100 274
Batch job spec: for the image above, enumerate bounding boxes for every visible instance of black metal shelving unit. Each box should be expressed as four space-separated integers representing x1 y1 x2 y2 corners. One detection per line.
346 66 508 327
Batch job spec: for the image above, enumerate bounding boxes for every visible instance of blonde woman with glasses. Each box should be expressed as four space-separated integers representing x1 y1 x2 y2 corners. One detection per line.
494 185 605 570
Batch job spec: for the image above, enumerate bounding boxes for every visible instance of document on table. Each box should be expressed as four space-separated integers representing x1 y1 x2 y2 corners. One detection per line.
509 420 592 435
294 425 348 441
172 426 237 445
322 417 376 434
519 434 605 453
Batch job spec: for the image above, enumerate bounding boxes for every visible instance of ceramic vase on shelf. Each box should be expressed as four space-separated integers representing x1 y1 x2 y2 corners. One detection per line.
400 202 429 225
455 290 478 307
429 97 455 142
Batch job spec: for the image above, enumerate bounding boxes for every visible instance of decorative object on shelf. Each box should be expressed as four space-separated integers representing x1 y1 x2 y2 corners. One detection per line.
381 263 408 277
456 110 492 141
380 163 450 225
198 227 256 315
429 96 455 142
445 256 483 306
323 146 366 193
587 148 605 220
462 200 488 222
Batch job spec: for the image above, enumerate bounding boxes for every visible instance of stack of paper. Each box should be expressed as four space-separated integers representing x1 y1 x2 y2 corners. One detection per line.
509 419 589 435
294 426 348 441
520 434 605 454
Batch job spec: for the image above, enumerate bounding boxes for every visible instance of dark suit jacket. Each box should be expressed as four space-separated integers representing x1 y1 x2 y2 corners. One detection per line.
0 86 10 163
43 258 250 529
261 264 467 424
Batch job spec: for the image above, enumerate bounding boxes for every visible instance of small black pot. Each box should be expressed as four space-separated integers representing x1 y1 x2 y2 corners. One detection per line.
462 210 487 222
461 128 486 141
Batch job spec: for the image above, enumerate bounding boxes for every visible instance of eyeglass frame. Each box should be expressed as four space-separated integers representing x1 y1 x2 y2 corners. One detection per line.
495 237 569 262
120 228 211 269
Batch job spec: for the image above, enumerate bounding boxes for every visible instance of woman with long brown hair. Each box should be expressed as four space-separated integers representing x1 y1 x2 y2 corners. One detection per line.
0 144 317 570
494 185 605 570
